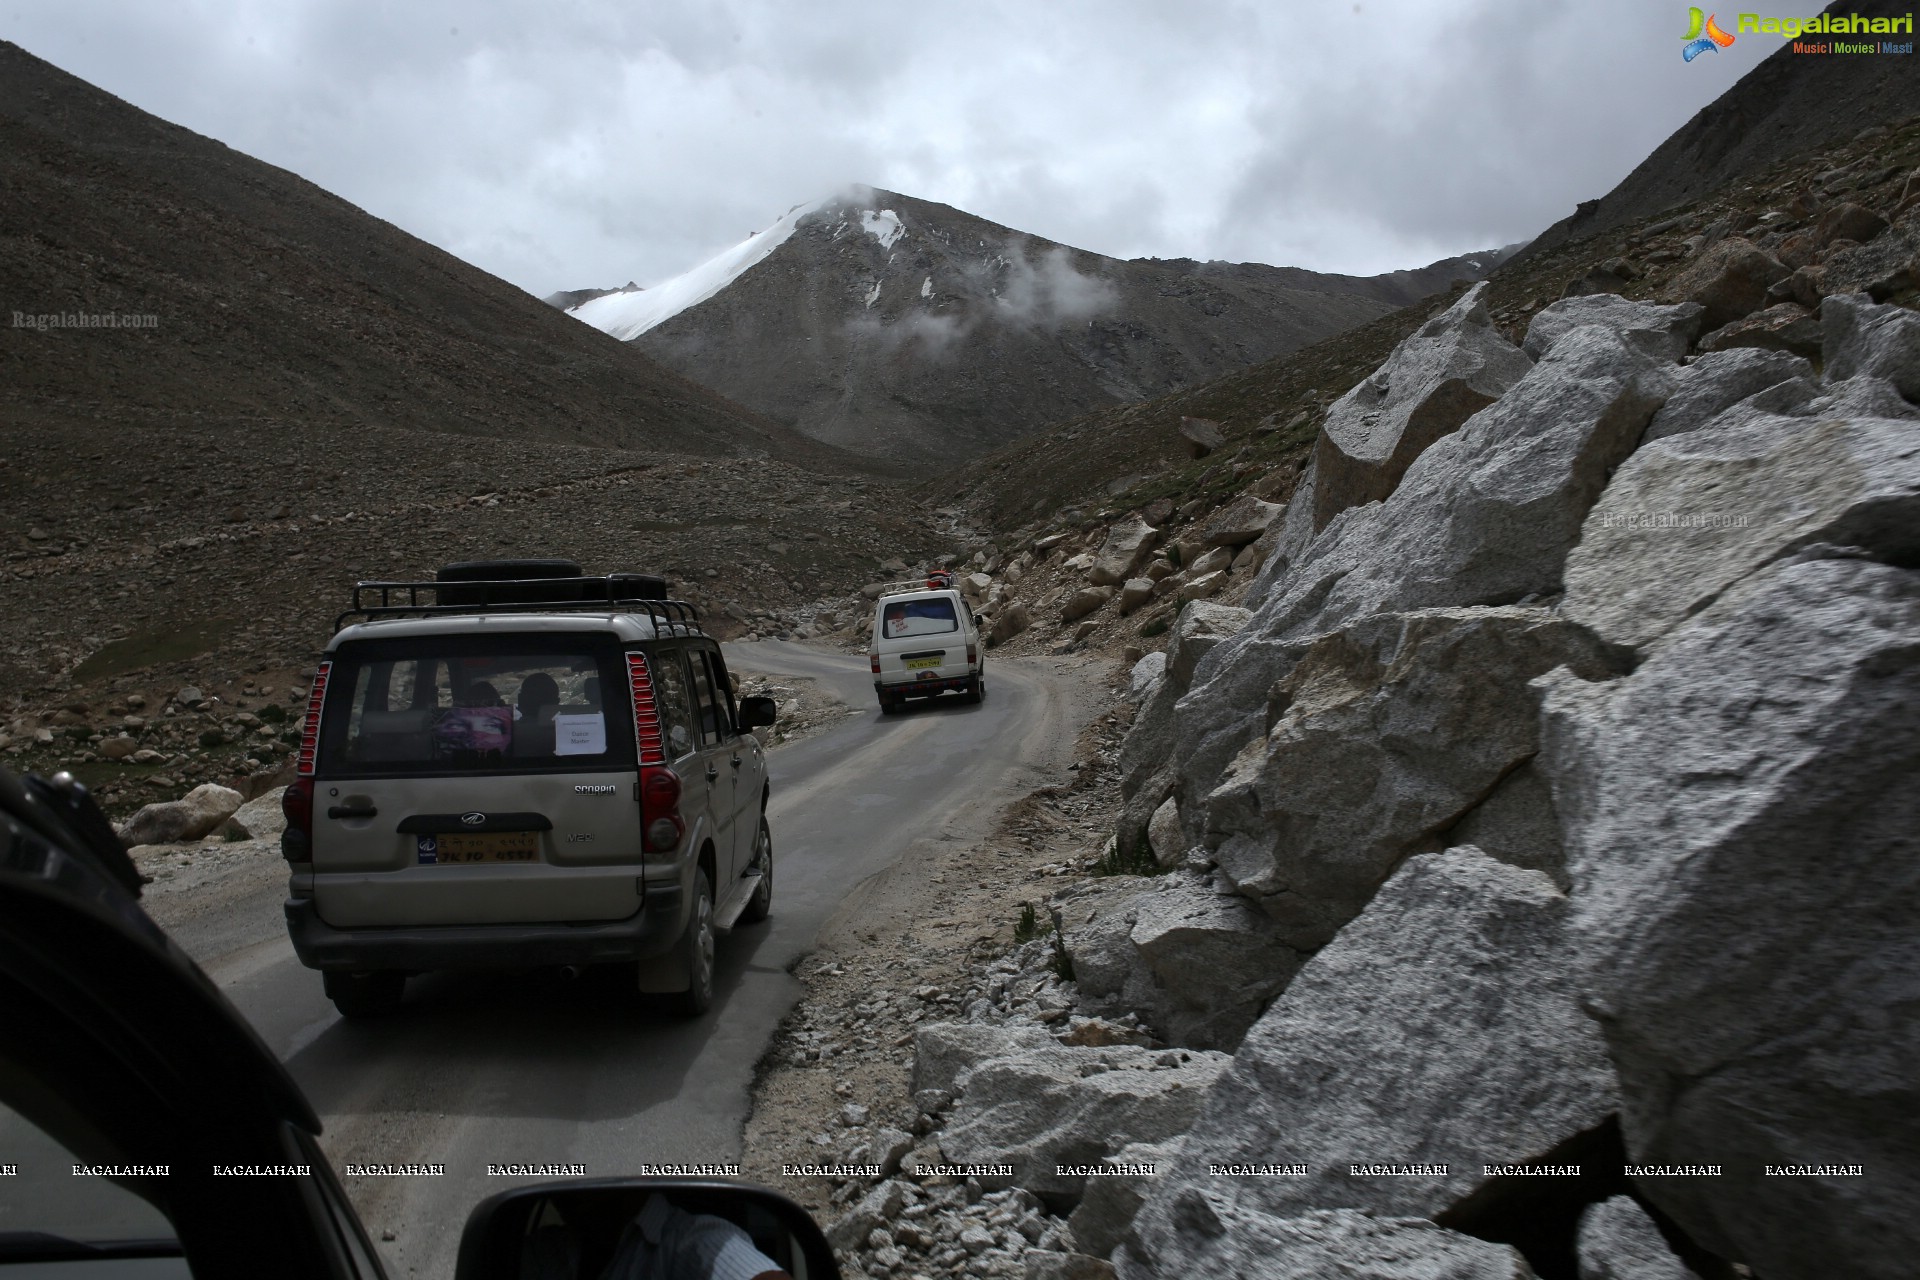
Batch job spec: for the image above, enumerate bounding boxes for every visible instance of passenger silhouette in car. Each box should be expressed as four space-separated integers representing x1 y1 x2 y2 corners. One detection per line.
514 673 561 756
464 680 504 707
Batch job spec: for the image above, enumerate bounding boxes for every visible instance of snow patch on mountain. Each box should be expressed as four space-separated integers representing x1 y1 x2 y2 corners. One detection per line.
567 199 824 340
861 208 904 250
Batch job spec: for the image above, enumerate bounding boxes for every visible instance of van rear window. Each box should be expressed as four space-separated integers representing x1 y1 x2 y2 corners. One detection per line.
319 637 632 773
881 598 958 638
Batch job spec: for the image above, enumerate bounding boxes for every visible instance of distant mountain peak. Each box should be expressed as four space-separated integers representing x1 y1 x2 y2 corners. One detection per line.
556 187 1505 466
565 186 927 341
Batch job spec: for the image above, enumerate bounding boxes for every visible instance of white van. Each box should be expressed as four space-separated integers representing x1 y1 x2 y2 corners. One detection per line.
868 576 985 713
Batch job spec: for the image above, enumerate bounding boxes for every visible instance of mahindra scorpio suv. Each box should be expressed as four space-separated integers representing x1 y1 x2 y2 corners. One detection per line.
280 560 776 1019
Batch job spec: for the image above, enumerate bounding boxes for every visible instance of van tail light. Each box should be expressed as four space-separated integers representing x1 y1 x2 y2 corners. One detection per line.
966 643 977 664
628 653 684 857
869 653 880 675
281 661 330 862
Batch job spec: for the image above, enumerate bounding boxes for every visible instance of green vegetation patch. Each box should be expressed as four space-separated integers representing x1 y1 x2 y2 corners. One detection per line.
71 620 235 685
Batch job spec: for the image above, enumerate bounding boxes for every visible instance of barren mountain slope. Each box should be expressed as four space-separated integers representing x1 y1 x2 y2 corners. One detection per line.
0 40 843 467
0 408 947 815
1517 0 1920 263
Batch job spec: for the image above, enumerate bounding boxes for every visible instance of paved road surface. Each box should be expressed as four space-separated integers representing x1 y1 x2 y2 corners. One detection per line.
133 642 1086 1277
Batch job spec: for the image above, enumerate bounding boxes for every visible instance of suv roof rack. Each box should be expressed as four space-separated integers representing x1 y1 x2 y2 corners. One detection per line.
334 574 703 634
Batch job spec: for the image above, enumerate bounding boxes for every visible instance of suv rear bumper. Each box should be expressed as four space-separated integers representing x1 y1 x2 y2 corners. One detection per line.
284 884 684 972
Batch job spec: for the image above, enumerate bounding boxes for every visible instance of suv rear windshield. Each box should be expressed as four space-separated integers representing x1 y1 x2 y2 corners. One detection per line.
318 635 634 774
881 597 958 638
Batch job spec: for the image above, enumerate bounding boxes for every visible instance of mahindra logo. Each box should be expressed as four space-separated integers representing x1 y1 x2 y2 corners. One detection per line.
460 812 486 826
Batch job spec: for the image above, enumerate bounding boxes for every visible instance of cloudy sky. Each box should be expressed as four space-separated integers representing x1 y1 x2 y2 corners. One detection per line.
8 0 1782 296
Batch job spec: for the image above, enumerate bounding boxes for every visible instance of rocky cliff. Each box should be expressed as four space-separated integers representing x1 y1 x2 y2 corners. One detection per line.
1099 280 1918 1275
861 220 1919 1275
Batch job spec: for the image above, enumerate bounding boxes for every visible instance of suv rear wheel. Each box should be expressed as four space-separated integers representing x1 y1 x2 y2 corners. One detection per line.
739 816 772 925
673 869 716 1016
324 970 405 1019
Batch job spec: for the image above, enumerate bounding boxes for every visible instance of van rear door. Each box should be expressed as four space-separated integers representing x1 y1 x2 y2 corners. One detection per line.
310 633 644 928
874 591 969 686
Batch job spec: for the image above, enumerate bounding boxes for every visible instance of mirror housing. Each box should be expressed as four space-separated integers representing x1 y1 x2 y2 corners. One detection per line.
456 1178 837 1279
737 695 778 729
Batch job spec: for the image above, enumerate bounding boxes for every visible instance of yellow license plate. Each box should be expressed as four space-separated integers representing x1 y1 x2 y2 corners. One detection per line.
430 832 539 864
904 656 943 670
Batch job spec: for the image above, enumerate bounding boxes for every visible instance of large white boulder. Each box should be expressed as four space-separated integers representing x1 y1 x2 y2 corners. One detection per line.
1089 517 1161 587
930 1029 1231 1207
117 783 244 847
1523 294 1704 363
1124 848 1615 1270
1201 605 1617 946
1313 281 1533 532
1162 324 1674 831
1068 870 1300 1051
1576 1197 1699 1280
1539 555 1920 1280
1823 291 1920 399
1561 413 1920 656
1118 1207 1531 1280
1115 603 1251 851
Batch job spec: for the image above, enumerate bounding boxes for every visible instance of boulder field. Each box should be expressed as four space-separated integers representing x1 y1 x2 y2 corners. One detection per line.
875 282 1916 1279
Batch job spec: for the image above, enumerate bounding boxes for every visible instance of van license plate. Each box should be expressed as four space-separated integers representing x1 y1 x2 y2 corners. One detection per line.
904 656 942 670
428 832 539 864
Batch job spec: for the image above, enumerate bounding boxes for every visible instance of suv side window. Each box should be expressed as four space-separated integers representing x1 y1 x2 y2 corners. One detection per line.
649 648 698 762
687 648 726 747
704 647 739 724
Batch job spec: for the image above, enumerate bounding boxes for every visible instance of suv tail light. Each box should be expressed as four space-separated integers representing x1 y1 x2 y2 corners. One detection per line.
869 653 880 675
966 642 977 664
282 660 331 862
641 767 684 853
628 653 685 857
281 779 312 858
295 661 332 777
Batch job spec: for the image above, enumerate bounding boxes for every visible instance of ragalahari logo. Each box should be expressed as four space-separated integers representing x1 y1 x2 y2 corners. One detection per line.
1684 8 1738 58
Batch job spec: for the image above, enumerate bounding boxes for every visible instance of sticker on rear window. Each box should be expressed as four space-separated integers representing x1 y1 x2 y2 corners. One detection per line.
434 707 511 755
553 713 607 756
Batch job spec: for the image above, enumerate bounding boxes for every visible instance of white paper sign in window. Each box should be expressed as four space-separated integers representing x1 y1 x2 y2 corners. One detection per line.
552 713 608 756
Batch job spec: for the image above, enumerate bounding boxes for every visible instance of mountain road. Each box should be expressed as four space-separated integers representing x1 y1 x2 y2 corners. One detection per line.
134 641 1096 1278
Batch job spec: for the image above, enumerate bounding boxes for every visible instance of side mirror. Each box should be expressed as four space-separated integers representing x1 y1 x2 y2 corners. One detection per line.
737 695 778 729
455 1178 838 1279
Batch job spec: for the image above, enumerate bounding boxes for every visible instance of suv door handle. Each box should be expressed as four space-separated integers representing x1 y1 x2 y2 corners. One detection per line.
327 805 378 820
729 753 743 770
705 763 719 782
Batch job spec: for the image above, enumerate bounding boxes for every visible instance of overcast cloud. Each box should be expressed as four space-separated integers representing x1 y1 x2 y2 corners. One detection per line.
7 0 1781 296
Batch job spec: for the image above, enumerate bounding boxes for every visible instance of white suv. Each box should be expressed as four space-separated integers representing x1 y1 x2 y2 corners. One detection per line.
868 575 985 713
281 560 776 1018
